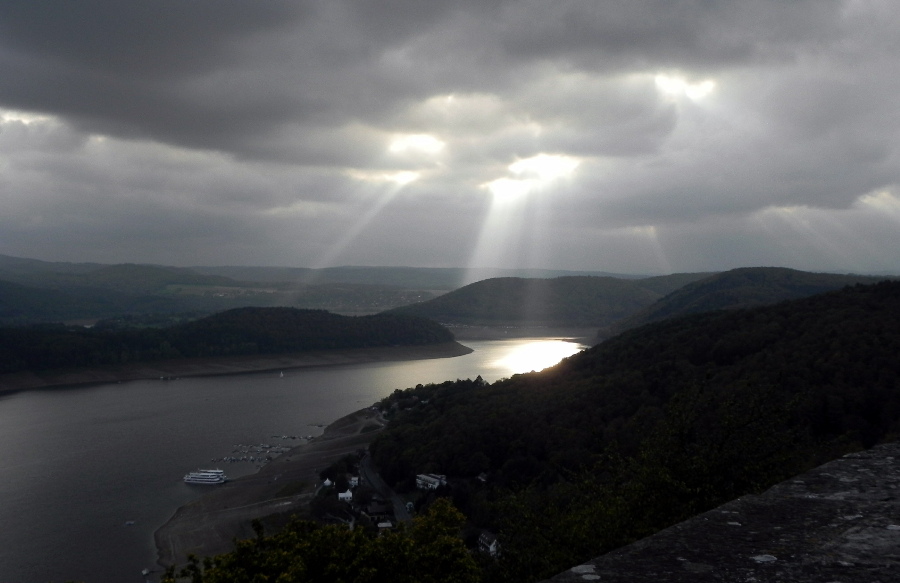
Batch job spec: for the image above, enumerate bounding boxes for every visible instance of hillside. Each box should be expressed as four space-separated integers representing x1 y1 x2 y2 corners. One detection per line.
370 280 900 582
0 255 447 323
0 308 454 374
611 266 889 334
386 274 710 328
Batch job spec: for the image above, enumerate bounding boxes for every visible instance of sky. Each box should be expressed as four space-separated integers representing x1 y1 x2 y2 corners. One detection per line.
1 0 899 275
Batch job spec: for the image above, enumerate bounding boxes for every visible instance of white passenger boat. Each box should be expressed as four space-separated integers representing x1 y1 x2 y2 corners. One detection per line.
183 469 227 484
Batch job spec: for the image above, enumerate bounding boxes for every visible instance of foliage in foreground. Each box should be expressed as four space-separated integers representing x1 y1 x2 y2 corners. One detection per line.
163 498 479 583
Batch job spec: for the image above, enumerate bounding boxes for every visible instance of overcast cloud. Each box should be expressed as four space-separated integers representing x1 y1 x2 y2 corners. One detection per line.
1 0 898 274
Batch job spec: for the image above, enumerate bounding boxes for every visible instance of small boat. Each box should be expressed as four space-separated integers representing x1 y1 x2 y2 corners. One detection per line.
184 469 227 484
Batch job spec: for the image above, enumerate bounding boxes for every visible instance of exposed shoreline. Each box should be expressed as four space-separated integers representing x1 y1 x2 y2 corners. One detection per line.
155 406 389 569
0 341 473 395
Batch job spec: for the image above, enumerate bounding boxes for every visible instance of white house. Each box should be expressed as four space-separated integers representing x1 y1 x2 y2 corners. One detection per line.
415 473 447 490
478 531 500 557
338 489 353 502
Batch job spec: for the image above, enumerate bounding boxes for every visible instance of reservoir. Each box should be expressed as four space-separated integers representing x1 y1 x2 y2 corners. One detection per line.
0 337 587 583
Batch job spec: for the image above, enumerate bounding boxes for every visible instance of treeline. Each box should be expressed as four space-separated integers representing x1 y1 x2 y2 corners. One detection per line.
162 499 480 583
0 307 454 374
370 280 900 582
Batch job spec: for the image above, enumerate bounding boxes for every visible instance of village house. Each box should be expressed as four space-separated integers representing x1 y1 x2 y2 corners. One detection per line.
478 531 500 557
415 473 447 490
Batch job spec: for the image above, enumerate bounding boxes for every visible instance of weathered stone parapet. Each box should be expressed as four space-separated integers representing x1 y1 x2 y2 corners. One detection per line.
545 442 900 582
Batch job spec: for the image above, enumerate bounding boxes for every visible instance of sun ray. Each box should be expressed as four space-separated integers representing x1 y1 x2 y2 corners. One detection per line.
464 153 581 284
628 225 673 274
312 173 414 269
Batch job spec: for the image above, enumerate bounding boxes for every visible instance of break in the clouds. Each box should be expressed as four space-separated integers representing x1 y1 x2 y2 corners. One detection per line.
1 0 899 274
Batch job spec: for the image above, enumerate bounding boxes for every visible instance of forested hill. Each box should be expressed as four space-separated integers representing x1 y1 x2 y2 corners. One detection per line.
370 280 900 582
611 266 889 334
0 308 453 374
385 273 710 327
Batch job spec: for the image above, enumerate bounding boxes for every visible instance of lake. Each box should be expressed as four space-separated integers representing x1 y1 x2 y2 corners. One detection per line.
0 337 587 583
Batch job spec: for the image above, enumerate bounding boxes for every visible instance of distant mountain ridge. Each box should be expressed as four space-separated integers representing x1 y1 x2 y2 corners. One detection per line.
191 265 640 289
0 255 459 323
385 273 713 328
0 253 679 325
612 267 893 334
2 254 895 333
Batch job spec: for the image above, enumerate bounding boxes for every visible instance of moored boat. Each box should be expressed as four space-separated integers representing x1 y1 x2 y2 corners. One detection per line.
183 469 227 484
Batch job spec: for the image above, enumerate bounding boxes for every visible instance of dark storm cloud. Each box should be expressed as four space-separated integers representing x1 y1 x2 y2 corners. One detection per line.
0 0 899 273
0 1 845 156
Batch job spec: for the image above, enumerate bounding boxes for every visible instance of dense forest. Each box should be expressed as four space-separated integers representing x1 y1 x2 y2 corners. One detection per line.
368 280 900 581
0 308 454 374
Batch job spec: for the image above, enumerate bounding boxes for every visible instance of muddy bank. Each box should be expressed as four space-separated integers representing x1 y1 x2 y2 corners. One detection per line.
155 407 387 569
0 341 473 394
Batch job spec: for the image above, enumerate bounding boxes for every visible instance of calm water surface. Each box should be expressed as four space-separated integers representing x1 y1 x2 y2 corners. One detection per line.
0 338 586 583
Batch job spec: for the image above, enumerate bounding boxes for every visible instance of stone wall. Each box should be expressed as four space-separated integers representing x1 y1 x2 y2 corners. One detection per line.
545 442 900 582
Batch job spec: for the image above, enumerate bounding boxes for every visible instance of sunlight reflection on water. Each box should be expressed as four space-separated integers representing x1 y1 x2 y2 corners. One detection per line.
491 339 587 375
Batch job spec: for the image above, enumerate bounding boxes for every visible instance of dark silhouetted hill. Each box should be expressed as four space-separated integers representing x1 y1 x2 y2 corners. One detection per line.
610 266 890 334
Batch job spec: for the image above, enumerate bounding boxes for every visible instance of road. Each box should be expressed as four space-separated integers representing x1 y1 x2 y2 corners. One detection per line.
360 453 411 522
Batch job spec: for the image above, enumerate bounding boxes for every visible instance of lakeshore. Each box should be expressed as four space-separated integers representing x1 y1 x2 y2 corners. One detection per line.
155 406 387 569
0 341 473 394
